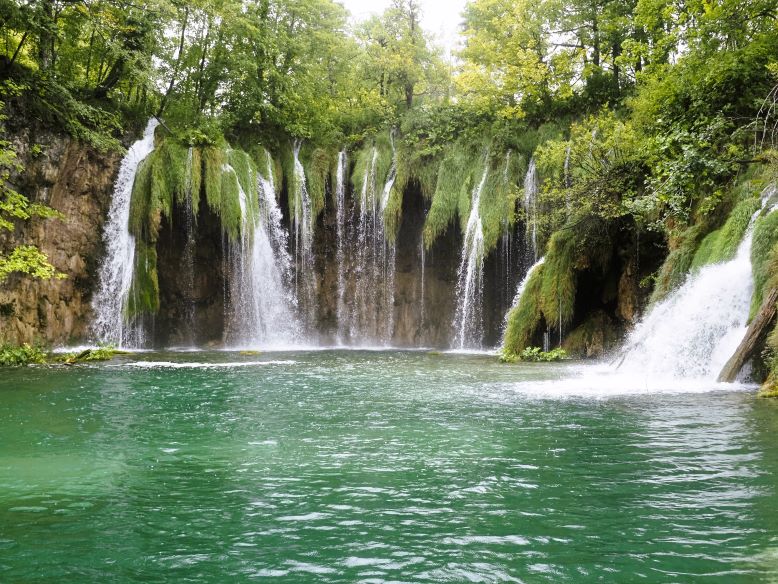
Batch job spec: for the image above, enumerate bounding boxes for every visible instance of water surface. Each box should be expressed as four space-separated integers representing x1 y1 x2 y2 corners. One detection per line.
1 351 777 582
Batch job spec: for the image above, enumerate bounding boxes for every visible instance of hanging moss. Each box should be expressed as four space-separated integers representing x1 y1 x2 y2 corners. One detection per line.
480 150 523 253
128 139 190 241
750 210 778 319
125 242 159 319
539 228 578 328
503 264 545 354
201 146 247 240
691 197 760 270
423 141 482 248
303 146 334 218
649 223 707 305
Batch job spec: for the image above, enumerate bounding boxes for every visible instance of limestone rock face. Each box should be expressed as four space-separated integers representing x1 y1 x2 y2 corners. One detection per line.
0 128 119 345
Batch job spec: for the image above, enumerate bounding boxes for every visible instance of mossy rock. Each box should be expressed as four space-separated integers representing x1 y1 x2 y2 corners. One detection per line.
562 310 622 359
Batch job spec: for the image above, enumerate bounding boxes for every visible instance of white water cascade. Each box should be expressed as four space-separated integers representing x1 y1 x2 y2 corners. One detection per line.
453 161 489 349
92 118 159 348
334 150 348 343
181 147 197 346
501 256 545 343
343 140 398 345
227 154 300 348
617 190 776 381
524 158 539 262
292 140 316 330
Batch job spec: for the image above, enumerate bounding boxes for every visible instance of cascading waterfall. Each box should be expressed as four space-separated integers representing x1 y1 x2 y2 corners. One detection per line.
524 158 539 262
502 256 545 342
181 146 197 346
617 189 776 380
334 150 348 343
453 160 489 349
345 139 397 345
292 140 316 330
227 155 300 348
419 234 426 328
92 118 159 348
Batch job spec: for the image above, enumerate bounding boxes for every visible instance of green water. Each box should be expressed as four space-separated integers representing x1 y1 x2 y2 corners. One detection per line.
1 351 778 583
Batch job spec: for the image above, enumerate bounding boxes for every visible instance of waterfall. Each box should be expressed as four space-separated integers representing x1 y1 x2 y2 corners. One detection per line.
524 158 539 262
617 191 775 380
420 234 426 328
335 150 348 343
453 160 488 349
501 256 545 343
292 141 316 330
227 154 300 348
92 118 159 348
181 147 197 346
345 138 397 345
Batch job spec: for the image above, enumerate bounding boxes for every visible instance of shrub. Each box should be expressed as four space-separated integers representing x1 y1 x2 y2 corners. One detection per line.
0 344 47 366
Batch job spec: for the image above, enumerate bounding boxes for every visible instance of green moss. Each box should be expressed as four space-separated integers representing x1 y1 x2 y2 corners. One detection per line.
503 263 545 353
422 140 522 254
750 210 778 319
423 141 482 248
649 223 707 305
539 228 578 328
480 150 523 253
126 241 159 318
303 146 334 219
202 146 247 240
691 197 760 270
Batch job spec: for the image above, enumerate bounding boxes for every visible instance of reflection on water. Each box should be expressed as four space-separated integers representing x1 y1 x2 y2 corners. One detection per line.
0 351 777 583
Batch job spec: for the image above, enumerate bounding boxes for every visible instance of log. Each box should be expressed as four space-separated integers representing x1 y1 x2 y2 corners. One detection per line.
718 288 778 382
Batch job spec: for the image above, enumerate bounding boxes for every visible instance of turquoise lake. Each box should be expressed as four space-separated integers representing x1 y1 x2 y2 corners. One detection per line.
1 351 777 582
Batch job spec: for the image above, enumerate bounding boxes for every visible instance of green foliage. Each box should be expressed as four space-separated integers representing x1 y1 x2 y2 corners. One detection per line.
0 343 47 367
649 224 707 305
691 197 760 270
423 140 482 248
0 102 64 282
126 242 159 319
499 346 568 363
539 229 579 329
503 263 545 354
303 147 335 220
61 345 122 364
750 209 778 319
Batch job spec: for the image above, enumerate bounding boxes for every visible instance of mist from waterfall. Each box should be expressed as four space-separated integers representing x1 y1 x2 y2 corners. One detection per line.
92 118 159 348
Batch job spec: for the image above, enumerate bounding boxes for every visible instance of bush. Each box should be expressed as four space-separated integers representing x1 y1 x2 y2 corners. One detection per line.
0 343 47 366
499 346 568 363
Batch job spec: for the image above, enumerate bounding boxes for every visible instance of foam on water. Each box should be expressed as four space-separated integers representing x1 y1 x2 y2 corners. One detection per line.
121 360 297 369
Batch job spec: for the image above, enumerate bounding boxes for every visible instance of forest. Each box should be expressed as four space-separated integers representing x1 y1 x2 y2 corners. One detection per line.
1 0 778 387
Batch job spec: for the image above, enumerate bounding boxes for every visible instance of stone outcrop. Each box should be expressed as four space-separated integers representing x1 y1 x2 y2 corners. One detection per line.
0 128 119 345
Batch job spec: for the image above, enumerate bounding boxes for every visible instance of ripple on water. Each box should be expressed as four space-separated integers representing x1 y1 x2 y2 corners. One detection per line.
0 351 775 583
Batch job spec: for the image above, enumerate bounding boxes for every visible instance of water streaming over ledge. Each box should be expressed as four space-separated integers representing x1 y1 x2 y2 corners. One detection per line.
226 153 300 348
292 141 316 332
453 160 488 349
334 150 348 344
91 118 159 348
524 158 539 262
616 187 776 381
342 139 397 345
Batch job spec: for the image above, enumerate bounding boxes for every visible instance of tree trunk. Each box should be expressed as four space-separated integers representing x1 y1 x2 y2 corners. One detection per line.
157 6 189 118
718 288 778 382
37 0 55 71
